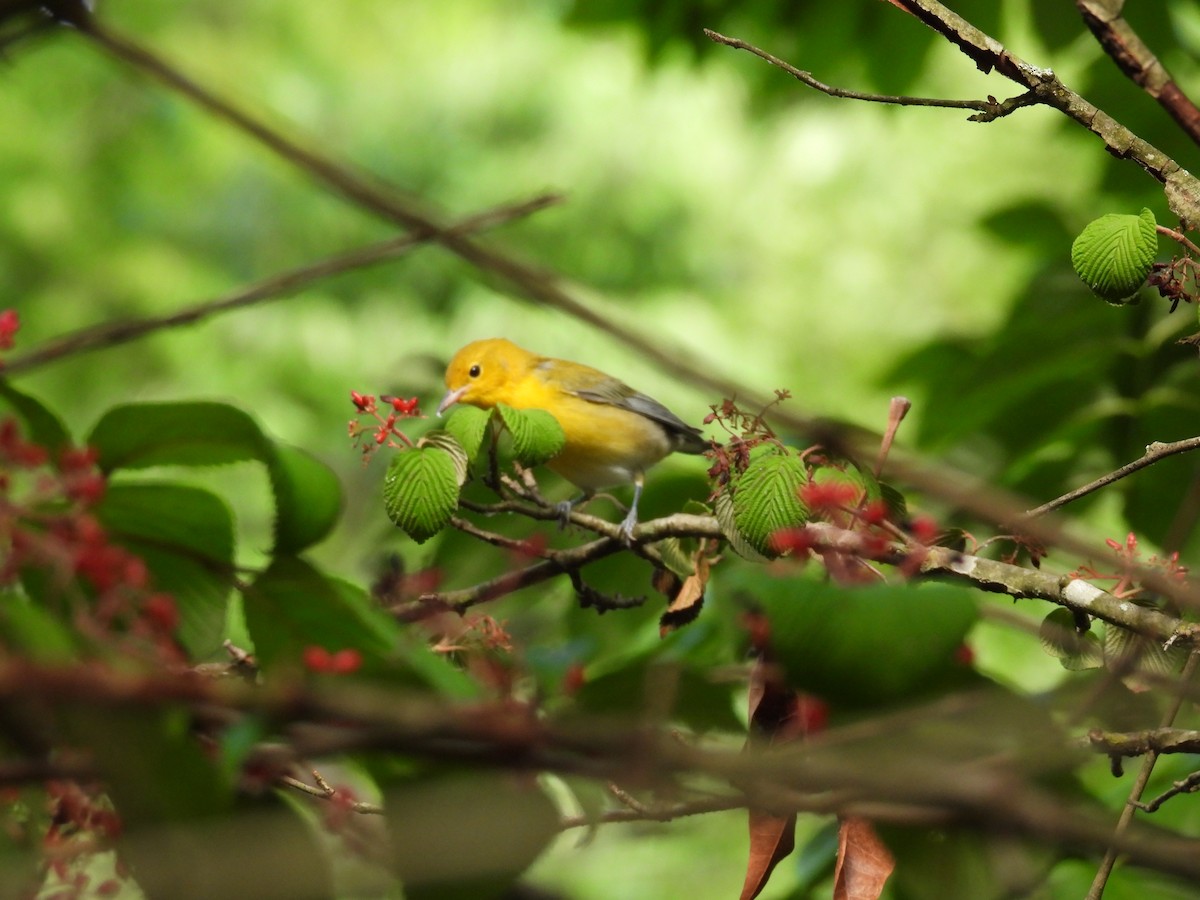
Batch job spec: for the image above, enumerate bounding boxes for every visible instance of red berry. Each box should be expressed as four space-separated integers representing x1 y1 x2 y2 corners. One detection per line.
303 646 333 672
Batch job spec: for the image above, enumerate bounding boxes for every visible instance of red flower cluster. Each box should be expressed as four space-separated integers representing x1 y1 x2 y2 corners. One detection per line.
348 390 423 460
0 418 182 664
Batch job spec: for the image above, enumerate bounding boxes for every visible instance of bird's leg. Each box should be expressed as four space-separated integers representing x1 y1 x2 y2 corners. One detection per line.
555 491 592 529
616 475 644 544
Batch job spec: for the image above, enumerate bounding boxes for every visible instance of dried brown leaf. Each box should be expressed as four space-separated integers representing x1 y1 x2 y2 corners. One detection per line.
833 817 895 900
740 809 797 900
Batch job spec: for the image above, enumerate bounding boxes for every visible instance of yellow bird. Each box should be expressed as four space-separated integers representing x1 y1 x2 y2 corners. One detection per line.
438 338 708 540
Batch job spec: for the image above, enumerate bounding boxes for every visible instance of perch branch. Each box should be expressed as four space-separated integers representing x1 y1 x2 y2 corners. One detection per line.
397 511 723 619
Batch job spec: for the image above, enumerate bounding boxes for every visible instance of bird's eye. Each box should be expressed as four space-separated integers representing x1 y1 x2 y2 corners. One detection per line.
468 364 481 378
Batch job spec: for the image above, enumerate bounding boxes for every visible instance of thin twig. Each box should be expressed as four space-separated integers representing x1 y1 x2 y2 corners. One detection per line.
1132 770 1200 814
277 773 384 815
703 29 1036 120
1157 224 1200 258
4 193 560 375
559 795 744 831
1086 650 1200 899
1025 437 1200 518
890 0 1200 222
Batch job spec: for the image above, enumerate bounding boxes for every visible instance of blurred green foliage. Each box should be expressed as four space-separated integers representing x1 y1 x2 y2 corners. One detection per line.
6 0 1200 896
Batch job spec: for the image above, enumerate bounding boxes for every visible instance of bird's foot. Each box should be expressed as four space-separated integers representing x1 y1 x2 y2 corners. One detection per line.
554 499 575 530
617 507 638 545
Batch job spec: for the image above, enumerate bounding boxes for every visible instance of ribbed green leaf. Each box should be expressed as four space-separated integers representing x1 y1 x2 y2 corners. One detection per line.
496 403 565 466
418 430 471 487
732 452 809 556
383 447 459 543
714 488 769 562
442 405 491 461
1070 208 1157 303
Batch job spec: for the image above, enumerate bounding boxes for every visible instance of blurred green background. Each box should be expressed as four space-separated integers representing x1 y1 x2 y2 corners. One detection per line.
6 0 1200 895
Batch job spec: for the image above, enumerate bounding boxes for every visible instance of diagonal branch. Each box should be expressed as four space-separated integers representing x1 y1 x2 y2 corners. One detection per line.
2 193 560 375
1075 0 1200 147
1026 436 1200 518
890 0 1200 223
63 9 758 418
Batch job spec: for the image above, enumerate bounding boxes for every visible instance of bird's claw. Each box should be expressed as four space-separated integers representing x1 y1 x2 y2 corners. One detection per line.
617 509 638 545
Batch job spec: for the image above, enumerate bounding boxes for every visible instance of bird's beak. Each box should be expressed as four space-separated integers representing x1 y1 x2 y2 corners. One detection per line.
436 386 467 417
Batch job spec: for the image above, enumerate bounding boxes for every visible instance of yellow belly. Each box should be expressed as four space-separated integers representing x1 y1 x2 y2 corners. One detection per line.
546 397 673 489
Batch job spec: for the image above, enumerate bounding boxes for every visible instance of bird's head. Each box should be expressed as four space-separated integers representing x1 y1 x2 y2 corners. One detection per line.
438 338 532 415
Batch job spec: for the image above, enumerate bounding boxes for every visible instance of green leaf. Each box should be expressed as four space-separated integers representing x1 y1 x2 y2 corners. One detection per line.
95 482 235 658
0 591 78 661
442 405 491 461
419 430 471 487
383 447 459 543
242 556 396 669
1070 208 1158 303
714 489 770 562
573 662 742 733
743 577 979 706
90 402 343 555
384 774 559 900
264 443 343 554
496 403 565 466
0 380 70 453
88 401 265 472
731 452 809 557
1039 608 1103 671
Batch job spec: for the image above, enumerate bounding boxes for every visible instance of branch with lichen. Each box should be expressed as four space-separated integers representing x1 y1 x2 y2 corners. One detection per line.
705 0 1200 224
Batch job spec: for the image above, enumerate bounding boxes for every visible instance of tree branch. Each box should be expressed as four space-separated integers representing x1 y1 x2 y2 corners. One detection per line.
702 28 1037 120
1075 0 1200 147
1086 650 1200 899
890 0 1200 223
6 660 1200 883
3 192 560 375
396 511 722 619
1088 726 1200 759
1025 436 1200 518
